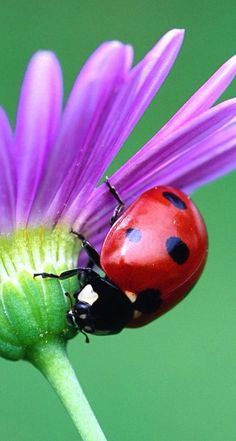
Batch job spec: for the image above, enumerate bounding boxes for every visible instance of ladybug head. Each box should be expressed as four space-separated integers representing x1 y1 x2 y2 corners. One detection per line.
67 285 98 335
66 277 134 337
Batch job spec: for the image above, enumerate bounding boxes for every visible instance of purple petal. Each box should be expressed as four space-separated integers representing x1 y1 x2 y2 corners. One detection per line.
14 51 63 227
76 30 184 185
121 119 236 194
111 99 236 191
32 42 133 224
168 122 236 192
0 108 15 232
157 55 236 138
73 29 185 196
58 29 184 222
71 99 236 249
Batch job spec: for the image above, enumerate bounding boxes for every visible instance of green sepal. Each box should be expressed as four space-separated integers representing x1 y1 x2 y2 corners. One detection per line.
0 227 79 360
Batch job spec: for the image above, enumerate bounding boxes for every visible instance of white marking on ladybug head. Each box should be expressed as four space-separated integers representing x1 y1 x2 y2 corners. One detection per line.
78 284 99 306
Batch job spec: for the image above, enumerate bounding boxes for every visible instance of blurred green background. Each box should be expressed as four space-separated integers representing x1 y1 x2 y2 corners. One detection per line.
0 1 236 440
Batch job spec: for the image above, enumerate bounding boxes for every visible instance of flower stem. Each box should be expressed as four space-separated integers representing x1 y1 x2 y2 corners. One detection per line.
27 337 107 441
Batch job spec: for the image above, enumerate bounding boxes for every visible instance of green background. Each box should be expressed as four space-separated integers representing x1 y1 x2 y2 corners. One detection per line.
0 1 236 440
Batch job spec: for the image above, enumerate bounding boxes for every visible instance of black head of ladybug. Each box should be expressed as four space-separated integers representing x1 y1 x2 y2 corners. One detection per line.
66 271 165 340
66 276 134 337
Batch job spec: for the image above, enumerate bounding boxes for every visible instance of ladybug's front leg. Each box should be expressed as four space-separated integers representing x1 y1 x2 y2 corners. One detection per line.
33 267 99 281
105 177 125 225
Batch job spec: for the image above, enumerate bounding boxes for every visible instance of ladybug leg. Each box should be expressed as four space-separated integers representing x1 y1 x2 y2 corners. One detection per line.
76 268 100 287
85 258 97 272
34 269 80 280
71 230 101 268
34 267 99 281
105 177 125 225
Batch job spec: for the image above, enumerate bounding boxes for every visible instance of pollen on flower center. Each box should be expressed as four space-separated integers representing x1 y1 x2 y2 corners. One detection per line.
0 226 80 361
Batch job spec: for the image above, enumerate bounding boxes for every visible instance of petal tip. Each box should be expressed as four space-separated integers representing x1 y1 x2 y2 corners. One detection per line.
225 54 236 67
147 28 185 60
29 50 60 68
164 28 185 40
96 40 128 52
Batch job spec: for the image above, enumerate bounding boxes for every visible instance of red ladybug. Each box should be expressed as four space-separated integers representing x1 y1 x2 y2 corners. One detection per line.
101 186 208 328
34 184 208 338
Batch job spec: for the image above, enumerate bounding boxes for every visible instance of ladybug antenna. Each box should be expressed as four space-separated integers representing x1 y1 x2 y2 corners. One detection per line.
80 329 90 344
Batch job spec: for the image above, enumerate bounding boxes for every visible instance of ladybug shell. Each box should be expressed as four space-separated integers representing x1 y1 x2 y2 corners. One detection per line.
100 186 208 327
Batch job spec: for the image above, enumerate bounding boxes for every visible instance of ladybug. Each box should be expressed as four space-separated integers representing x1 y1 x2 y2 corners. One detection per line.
34 180 208 340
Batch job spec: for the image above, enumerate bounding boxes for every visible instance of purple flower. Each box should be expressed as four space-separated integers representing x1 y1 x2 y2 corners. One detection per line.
2 28 235 257
1 27 235 243
0 29 235 440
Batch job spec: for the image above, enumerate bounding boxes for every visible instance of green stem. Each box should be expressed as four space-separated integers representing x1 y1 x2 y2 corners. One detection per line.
27 337 107 441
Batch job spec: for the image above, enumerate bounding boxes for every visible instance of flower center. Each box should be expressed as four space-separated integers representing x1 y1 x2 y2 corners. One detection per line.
0 226 80 360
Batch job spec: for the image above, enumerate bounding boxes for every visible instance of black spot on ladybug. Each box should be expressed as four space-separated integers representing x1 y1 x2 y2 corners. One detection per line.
163 191 187 209
134 289 162 313
125 228 142 243
166 236 189 264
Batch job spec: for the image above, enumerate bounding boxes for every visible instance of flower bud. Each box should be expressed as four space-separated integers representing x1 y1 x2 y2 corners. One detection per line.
0 226 79 360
